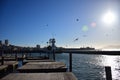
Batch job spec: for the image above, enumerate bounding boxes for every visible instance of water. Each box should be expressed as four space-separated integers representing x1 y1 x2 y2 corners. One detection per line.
56 53 120 80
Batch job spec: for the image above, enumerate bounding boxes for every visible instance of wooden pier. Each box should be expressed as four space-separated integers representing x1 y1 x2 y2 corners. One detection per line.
1 49 120 80
2 49 120 55
0 54 77 80
1 59 77 80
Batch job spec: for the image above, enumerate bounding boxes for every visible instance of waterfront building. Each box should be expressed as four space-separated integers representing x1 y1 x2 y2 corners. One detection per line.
0 40 2 46
5 39 9 46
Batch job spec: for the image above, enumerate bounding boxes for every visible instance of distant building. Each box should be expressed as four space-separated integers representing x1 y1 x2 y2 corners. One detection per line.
0 40 2 46
36 45 40 49
5 39 9 46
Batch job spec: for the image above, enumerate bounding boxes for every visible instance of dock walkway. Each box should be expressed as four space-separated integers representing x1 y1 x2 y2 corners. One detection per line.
1 72 77 80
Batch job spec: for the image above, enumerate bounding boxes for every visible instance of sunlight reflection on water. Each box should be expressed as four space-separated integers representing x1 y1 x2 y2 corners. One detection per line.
56 53 120 80
102 55 120 80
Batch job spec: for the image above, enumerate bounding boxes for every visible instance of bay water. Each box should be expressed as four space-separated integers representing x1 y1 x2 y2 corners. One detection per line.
56 53 120 80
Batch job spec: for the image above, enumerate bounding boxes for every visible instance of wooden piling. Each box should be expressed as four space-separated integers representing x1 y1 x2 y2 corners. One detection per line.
53 50 55 61
22 53 24 65
69 53 72 72
105 66 112 80
15 53 17 61
1 56 4 65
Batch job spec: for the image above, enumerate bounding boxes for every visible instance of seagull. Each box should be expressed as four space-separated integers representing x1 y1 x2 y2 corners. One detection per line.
74 38 79 42
76 19 79 21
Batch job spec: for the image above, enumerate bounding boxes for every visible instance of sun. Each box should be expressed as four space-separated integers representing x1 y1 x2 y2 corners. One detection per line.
102 10 116 25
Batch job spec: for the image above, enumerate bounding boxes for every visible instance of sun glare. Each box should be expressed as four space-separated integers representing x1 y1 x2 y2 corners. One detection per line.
102 10 116 25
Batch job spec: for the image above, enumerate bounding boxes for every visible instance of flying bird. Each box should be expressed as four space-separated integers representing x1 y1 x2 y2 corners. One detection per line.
76 19 79 21
74 38 79 42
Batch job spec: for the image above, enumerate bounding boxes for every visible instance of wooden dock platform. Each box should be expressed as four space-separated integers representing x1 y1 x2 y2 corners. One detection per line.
0 65 8 71
17 62 67 73
1 72 77 80
0 61 18 78
1 61 18 72
0 65 8 78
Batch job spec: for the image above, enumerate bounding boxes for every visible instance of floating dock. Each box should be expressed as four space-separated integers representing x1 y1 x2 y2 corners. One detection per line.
3 61 18 72
0 65 8 78
17 61 67 73
1 72 77 80
0 61 18 78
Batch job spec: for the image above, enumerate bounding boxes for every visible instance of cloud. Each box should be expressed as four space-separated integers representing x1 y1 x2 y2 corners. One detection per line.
102 45 120 49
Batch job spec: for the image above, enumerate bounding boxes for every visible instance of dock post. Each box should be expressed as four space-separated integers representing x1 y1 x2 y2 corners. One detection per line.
15 53 17 61
105 66 112 80
22 53 24 65
69 53 72 72
1 49 4 65
26 53 27 59
53 50 55 61
1 56 4 65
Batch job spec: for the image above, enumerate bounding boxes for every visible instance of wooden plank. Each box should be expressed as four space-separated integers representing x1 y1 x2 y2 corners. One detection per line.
26 62 65 65
23 59 55 65
26 57 49 60
17 62 67 73
1 72 77 80
24 59 54 62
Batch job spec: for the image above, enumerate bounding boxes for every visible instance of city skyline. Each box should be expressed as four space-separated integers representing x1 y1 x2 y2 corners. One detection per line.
0 0 120 49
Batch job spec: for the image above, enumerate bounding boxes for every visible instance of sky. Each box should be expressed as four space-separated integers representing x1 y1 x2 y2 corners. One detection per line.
0 0 120 49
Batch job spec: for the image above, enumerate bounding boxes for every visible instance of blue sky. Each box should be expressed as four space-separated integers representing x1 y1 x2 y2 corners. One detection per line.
0 0 120 49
